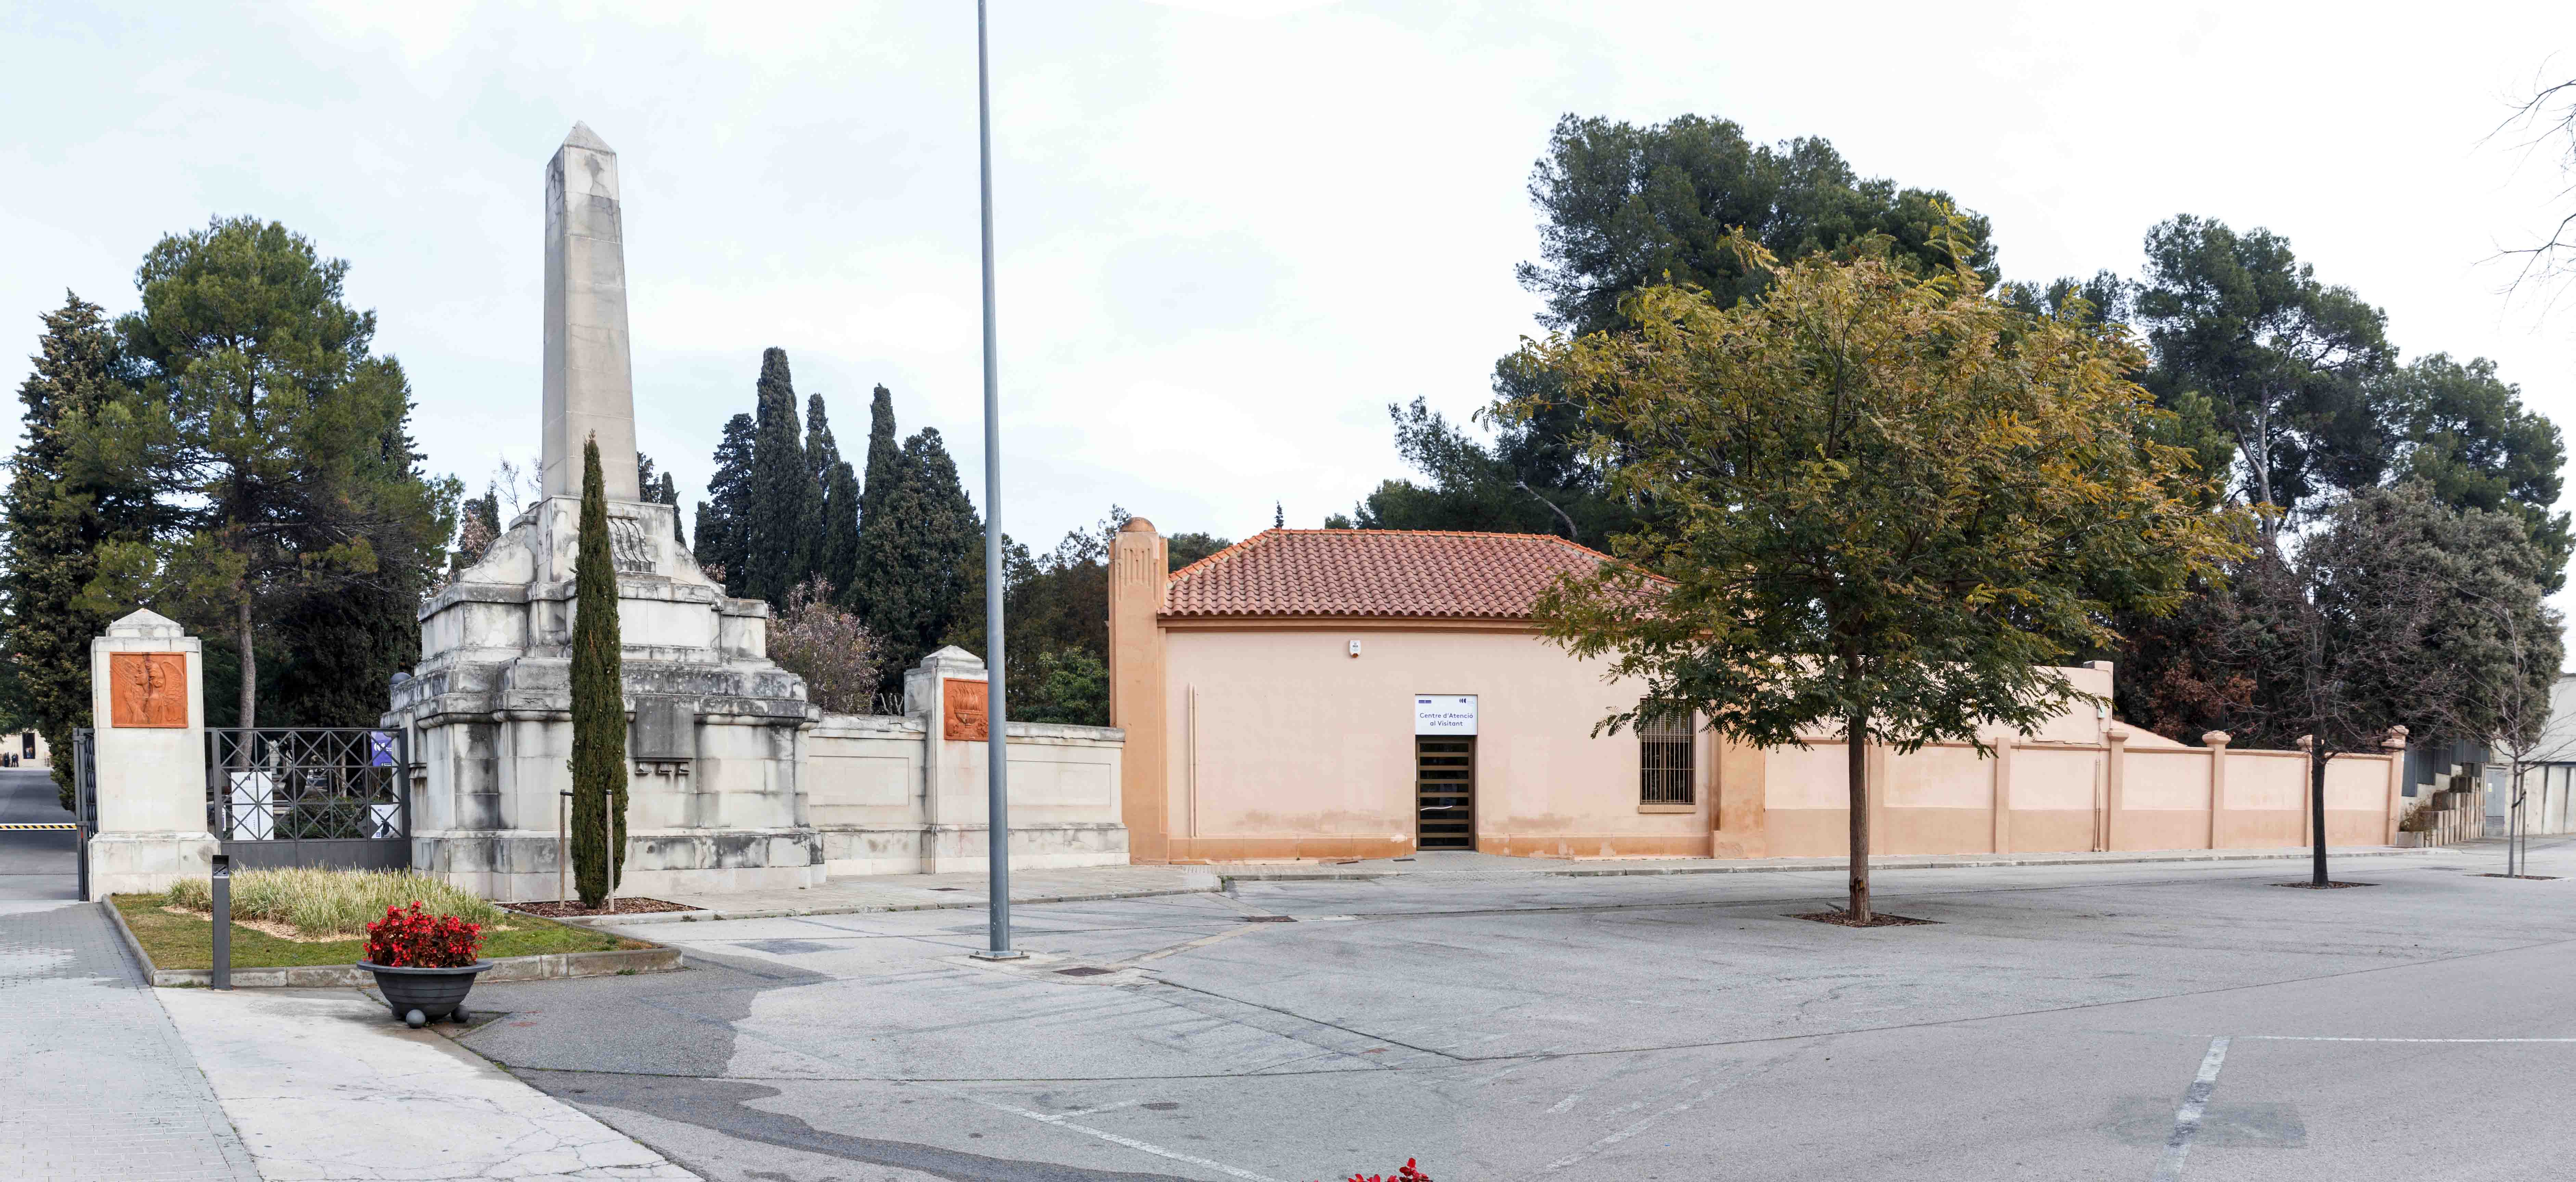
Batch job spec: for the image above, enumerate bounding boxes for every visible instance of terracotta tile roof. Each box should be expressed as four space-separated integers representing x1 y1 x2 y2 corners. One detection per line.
1161 529 1617 620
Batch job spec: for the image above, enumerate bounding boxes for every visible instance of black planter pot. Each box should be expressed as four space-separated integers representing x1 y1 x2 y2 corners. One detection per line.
359 960 496 1028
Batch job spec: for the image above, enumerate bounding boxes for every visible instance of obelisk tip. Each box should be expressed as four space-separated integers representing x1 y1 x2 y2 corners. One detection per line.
563 122 614 154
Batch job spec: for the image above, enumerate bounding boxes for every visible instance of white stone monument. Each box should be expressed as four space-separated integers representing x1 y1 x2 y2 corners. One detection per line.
385 124 822 901
85 609 216 899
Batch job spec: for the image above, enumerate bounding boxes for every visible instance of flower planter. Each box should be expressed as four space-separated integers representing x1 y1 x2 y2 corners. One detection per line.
359 960 496 1028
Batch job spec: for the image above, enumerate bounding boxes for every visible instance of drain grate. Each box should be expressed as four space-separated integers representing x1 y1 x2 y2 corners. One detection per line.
1243 915 1297 923
1056 966 1115 977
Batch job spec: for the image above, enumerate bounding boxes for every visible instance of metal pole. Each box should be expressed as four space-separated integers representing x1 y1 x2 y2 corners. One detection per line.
559 791 570 904
971 0 1022 962
604 789 616 915
211 854 232 991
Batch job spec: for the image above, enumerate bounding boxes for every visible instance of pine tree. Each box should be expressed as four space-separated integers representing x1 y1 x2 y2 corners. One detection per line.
69 218 457 731
1 293 150 806
569 434 627 907
741 348 818 605
692 413 756 593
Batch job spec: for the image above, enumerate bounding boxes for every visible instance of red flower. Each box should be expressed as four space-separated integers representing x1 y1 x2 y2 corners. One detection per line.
363 901 484 968
1317 1162 1432 1182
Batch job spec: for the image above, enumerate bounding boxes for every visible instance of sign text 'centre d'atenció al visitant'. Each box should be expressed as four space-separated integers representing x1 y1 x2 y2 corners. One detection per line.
1414 695 1477 736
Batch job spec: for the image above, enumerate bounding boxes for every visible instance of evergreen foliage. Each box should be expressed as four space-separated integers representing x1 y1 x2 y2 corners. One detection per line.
2 293 152 806
741 348 817 605
846 384 902 610
692 413 756 594
65 217 457 730
568 435 626 907
807 393 860 595
637 451 681 548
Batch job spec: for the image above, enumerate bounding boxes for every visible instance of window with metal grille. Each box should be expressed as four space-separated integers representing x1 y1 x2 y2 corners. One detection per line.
1639 706 1695 805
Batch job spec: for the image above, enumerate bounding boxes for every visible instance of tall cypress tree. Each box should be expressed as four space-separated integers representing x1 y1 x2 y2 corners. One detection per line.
819 459 861 598
844 384 903 613
2 293 149 806
851 425 982 683
692 412 756 594
741 348 817 605
569 434 626 907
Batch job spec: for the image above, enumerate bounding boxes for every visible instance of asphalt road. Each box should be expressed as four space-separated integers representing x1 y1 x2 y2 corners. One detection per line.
459 840 2576 1182
0 765 75 900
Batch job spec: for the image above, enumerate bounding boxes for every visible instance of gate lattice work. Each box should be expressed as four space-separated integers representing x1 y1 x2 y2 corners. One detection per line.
207 728 410 870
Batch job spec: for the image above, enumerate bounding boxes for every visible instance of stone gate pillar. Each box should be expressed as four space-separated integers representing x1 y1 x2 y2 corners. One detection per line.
85 609 214 900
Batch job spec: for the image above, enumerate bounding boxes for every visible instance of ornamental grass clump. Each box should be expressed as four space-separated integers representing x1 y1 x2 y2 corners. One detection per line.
164 867 506 937
362 901 484 968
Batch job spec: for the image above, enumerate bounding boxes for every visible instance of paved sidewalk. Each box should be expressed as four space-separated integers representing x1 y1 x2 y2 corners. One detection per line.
0 899 258 1182
158 988 696 1181
604 846 2427 926
625 863 1222 923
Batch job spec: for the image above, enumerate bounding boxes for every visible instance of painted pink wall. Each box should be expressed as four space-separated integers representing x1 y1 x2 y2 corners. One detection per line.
1163 626 1713 857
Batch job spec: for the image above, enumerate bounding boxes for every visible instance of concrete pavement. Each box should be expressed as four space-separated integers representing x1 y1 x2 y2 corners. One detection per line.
456 839 2576 1181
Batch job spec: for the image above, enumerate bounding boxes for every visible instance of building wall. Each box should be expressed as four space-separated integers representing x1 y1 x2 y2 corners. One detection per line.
1161 624 1709 861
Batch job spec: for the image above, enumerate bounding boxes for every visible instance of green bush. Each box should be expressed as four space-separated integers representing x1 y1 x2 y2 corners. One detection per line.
163 868 505 937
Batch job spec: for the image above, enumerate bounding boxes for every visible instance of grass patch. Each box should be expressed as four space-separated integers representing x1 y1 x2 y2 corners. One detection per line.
163 867 506 937
112 893 645 970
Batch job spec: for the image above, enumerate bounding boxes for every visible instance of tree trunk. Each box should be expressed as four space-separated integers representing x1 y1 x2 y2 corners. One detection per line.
2308 747 2329 887
1848 704 1871 923
236 594 255 732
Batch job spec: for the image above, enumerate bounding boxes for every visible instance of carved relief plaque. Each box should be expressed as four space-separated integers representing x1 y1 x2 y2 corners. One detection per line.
943 678 990 741
110 652 188 728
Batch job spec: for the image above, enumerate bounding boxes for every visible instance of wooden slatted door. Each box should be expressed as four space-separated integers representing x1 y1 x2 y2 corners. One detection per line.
1416 736 1475 850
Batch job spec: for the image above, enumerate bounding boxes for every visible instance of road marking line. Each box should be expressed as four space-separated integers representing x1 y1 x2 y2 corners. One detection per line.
1542 1078 1709 1171
1123 923 1272 966
2152 1035 2231 1182
1545 1091 1584 1114
959 1091 1284 1182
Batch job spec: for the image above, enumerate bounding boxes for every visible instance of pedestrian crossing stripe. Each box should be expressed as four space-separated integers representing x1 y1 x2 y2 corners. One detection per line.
0 823 74 830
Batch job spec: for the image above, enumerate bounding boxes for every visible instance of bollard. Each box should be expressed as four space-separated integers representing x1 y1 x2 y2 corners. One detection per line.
558 790 571 905
210 853 232 991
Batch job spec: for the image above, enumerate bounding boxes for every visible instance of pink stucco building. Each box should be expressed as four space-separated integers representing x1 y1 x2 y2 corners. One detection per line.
1106 520 2406 864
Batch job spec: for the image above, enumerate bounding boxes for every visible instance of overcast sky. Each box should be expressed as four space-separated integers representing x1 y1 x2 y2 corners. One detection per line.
10 1 2576 567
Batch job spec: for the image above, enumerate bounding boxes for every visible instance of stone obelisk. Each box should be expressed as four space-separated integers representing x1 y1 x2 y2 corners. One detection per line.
542 122 641 501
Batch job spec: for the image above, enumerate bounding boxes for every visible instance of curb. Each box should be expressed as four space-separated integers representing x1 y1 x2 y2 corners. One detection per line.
103 898 684 988
1217 847 2434 884
565 885 1222 927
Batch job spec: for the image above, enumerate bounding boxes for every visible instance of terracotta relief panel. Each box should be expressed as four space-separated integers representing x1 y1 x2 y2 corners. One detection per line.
943 678 990 741
110 652 188 728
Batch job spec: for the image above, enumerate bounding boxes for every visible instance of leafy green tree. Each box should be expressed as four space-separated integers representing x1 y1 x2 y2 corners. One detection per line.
1362 113 1998 543
2380 354 2571 587
68 217 456 730
2219 484 2556 884
2 293 152 805
848 391 981 684
845 384 901 610
569 435 626 907
1510 233 2244 922
2134 215 2395 528
692 412 755 593
741 348 818 605
806 392 860 597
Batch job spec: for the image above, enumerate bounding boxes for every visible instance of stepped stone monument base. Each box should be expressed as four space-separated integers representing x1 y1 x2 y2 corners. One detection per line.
383 124 821 902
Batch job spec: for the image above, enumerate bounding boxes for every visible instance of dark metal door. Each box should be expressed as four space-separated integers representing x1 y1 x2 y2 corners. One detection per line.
207 728 410 870
73 728 93 900
1416 736 1474 850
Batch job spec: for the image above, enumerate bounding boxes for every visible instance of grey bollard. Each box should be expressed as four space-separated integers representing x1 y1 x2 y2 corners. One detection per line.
210 853 232 991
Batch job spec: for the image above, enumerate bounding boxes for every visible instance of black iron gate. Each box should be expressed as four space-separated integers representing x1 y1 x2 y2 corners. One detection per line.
72 727 93 899
207 728 410 870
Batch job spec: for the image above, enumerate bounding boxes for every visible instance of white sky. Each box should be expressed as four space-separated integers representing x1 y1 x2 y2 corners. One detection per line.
9 1 2576 574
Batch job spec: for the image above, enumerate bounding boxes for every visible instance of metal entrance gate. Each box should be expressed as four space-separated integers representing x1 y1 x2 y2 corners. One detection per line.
72 728 93 899
1415 735 1475 850
207 728 410 870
